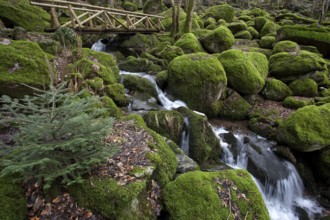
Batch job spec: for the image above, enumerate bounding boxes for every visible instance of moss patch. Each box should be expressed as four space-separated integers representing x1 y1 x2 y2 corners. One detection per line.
200 26 235 54
203 4 235 22
163 170 269 220
289 78 318 97
174 33 205 54
220 92 251 120
261 78 292 101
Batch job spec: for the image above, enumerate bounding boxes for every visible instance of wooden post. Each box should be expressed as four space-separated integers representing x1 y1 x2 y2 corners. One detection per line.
67 4 76 28
50 7 60 29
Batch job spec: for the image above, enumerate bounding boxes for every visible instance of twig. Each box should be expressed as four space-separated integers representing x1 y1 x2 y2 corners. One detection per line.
227 187 232 220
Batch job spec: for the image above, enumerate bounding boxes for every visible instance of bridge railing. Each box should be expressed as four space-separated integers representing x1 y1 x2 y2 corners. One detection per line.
30 0 165 33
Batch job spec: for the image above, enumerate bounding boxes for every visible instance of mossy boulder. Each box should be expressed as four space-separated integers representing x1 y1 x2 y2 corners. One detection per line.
235 30 253 40
261 78 292 101
100 96 123 118
0 0 50 31
204 17 217 27
177 108 222 166
247 26 259 39
277 103 330 152
123 2 138 11
157 45 184 63
118 56 161 73
218 50 267 95
247 8 270 18
144 110 184 144
143 0 167 14
249 47 273 58
0 175 26 220
259 21 280 37
273 40 300 54
282 96 315 109
168 53 227 117
269 50 329 85
276 25 330 57
259 36 275 49
155 70 168 90
122 74 157 98
227 20 248 34
200 26 235 54
289 78 318 97
174 33 205 54
163 170 270 220
103 83 129 107
120 33 160 56
203 4 235 23
0 40 51 98
159 7 186 31
254 16 269 32
220 91 251 120
37 39 62 55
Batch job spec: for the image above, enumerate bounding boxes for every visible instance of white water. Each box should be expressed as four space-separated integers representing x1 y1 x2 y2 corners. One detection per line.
179 117 190 155
119 71 187 110
91 40 106 52
213 127 323 220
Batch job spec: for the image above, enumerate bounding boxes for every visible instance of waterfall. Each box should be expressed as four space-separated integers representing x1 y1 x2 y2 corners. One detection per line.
119 71 187 110
91 39 106 52
179 117 190 155
212 127 323 220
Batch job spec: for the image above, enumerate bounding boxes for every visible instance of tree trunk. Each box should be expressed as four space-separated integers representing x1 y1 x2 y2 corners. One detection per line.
170 0 177 37
319 0 327 24
183 0 195 33
175 0 182 34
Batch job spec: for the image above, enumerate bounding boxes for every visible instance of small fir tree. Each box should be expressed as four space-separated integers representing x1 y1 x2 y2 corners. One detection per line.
0 83 117 189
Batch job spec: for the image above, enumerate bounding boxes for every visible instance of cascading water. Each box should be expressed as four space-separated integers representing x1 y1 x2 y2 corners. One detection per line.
213 126 323 220
179 117 190 155
91 39 106 52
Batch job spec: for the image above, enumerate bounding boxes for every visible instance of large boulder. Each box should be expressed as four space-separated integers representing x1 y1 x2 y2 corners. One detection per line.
261 78 292 101
168 53 227 117
276 25 330 58
277 103 330 152
174 33 205 54
288 78 318 97
269 50 329 85
218 50 268 95
0 39 51 98
203 4 235 22
0 0 50 31
118 56 161 73
273 40 300 54
220 91 251 120
200 26 235 53
163 170 269 220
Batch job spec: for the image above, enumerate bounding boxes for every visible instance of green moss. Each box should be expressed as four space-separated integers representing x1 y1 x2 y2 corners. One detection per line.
259 36 275 49
174 33 205 54
282 96 315 109
144 110 184 144
247 26 259 39
235 30 253 40
122 74 157 98
69 177 151 219
239 15 252 22
220 92 251 120
118 56 161 73
158 7 186 31
100 96 123 118
0 40 51 98
121 33 160 55
163 170 269 220
204 4 235 23
249 48 273 58
278 103 330 152
0 175 26 220
204 17 217 27
103 83 129 107
254 16 269 32
261 78 292 101
86 77 104 91
168 53 227 117
321 88 330 97
0 0 50 31
157 45 184 63
53 27 82 49
155 70 168 89
227 20 248 34
289 78 318 97
200 26 235 53
247 8 270 18
273 40 300 54
122 2 138 11
38 39 62 55
277 25 330 57
143 0 167 14
259 21 279 37
217 49 267 95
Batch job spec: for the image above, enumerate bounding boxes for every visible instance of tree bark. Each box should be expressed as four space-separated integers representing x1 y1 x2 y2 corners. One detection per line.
170 0 177 37
183 0 195 33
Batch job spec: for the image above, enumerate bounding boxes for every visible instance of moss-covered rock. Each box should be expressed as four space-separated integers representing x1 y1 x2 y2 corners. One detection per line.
276 25 330 57
123 2 138 11
277 103 330 152
159 7 187 31
200 26 235 53
103 83 129 107
254 16 269 32
163 170 269 220
218 50 267 95
203 4 235 22
247 8 270 18
0 175 26 220
282 96 315 109
143 0 166 14
174 33 205 54
37 38 62 55
155 70 168 90
168 53 227 117
289 78 318 97
120 33 160 56
220 92 251 120
0 0 50 31
259 21 280 37
273 40 300 54
249 47 273 58
269 50 329 85
261 78 292 101
100 96 123 118
157 45 184 63
235 30 253 40
259 36 275 49
144 110 184 144
0 40 51 98
204 17 217 27
122 74 157 98
118 56 161 73
247 26 259 39
177 108 222 165
227 20 248 34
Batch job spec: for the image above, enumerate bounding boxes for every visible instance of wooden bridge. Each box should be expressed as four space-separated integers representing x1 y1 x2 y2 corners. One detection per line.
30 0 165 34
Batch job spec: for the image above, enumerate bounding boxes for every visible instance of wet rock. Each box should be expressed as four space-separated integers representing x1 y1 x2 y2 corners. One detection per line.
176 154 199 174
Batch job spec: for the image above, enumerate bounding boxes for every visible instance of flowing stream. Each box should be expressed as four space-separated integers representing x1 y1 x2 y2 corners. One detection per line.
92 41 323 220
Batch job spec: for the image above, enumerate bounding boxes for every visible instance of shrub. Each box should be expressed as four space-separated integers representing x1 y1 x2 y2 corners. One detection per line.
53 27 81 48
0 83 117 189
